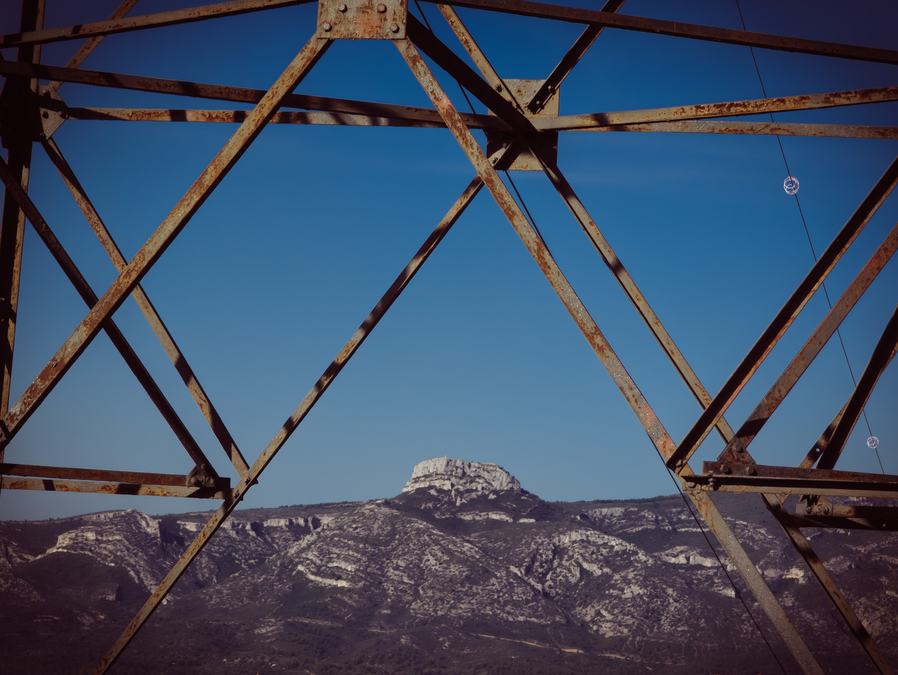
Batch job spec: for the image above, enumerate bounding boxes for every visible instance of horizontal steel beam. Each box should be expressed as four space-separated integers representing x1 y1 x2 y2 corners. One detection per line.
57 107 898 139
60 106 454 128
0 60 507 131
568 120 898 140
0 0 310 48
434 0 898 64
779 505 898 531
0 463 230 488
692 462 898 499
1 476 230 499
534 87 898 130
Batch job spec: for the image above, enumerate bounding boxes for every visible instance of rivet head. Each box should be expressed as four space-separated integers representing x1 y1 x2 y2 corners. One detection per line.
495 84 503 92
322 21 332 31
390 22 400 33
41 110 49 118
376 2 387 11
338 2 347 10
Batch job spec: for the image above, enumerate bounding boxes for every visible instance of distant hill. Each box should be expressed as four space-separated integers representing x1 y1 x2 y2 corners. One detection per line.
1 457 896 673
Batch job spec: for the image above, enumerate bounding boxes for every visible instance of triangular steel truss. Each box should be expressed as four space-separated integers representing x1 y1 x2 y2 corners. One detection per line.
0 1 896 673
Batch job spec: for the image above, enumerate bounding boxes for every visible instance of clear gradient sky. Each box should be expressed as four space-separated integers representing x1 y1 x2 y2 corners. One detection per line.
1 0 896 520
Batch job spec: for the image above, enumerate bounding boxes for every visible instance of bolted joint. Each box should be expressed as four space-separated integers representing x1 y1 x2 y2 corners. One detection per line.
484 79 560 172
187 464 219 489
316 0 407 39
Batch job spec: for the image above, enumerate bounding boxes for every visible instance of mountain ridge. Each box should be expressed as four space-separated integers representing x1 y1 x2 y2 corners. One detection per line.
1 457 896 673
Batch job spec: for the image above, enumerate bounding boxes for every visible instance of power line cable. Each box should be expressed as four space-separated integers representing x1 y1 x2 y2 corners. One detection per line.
734 0 884 473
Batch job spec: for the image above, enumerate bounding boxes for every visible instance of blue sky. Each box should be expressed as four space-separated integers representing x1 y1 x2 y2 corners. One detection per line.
1 0 896 519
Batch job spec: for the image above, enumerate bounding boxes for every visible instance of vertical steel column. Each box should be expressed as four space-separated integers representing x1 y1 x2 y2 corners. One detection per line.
0 0 44 456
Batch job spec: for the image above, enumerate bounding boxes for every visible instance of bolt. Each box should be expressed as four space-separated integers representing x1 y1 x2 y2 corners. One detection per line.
338 2 347 10
322 21 332 31
390 22 400 33
41 110 49 119
495 84 503 92
376 2 387 11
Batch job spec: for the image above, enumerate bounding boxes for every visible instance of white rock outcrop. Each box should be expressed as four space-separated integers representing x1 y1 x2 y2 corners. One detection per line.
403 457 521 495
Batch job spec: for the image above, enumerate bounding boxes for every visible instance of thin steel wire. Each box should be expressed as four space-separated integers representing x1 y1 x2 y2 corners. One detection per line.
734 0 884 473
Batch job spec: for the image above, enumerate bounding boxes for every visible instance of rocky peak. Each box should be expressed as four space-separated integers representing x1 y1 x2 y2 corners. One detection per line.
402 457 521 496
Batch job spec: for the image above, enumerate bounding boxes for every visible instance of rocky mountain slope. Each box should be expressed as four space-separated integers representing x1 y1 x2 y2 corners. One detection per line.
1 457 896 674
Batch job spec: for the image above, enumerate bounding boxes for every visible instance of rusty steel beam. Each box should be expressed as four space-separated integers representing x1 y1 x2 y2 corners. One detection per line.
718 225 898 464
57 106 454 128
0 463 231 489
0 0 310 48
406 15 535 135
778 507 898 532
0 154 220 481
9 59 895 135
535 86 898 130
695 462 898 500
0 0 44 456
434 0 898 64
1 476 230 499
668 157 898 473
816 305 898 470
40 137 250 477
0 60 507 131
94 152 494 675
43 0 140 97
0 35 331 452
39 104 898 140
397 34 823 675
801 344 898 471
527 0 626 114
570 120 898 140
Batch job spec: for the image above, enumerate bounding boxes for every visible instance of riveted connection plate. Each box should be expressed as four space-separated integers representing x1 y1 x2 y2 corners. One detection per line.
317 0 407 39
486 79 559 171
